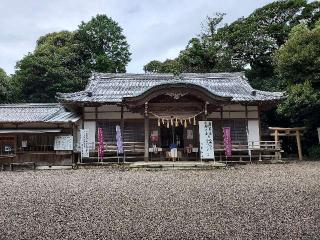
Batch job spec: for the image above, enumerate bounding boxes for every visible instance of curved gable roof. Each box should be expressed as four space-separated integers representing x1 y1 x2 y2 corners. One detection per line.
57 72 284 104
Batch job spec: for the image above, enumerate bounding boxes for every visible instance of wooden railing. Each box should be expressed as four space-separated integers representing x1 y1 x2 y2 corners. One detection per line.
75 142 145 155
74 140 283 161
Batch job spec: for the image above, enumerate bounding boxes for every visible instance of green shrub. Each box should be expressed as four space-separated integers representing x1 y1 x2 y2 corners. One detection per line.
308 145 320 160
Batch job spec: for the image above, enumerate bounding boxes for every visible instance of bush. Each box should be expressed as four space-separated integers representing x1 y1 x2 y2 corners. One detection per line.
308 145 320 160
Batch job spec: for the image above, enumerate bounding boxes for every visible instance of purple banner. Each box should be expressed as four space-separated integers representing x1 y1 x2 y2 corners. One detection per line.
116 125 123 154
98 128 104 161
223 127 232 157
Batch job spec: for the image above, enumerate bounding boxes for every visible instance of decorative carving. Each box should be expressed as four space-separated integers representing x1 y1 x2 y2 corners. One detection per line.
165 90 187 100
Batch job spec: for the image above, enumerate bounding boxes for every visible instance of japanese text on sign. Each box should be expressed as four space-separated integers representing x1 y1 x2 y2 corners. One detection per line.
199 121 215 160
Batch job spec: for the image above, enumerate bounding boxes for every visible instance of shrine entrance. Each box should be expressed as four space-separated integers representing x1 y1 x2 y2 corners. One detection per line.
160 125 184 148
124 83 231 161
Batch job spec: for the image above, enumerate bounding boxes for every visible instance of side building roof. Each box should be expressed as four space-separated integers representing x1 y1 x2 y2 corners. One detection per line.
57 72 284 104
0 103 80 123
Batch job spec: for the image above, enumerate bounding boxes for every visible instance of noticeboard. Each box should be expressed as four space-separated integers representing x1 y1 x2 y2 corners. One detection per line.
54 136 73 151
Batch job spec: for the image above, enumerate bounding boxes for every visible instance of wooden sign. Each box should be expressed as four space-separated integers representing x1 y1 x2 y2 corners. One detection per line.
199 121 215 160
54 136 73 151
80 129 89 158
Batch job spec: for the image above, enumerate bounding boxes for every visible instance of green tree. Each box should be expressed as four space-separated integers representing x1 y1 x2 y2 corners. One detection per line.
0 68 9 103
13 14 131 103
144 60 163 73
144 59 182 74
218 0 313 90
277 81 320 119
274 22 320 117
14 31 91 102
144 13 231 74
274 22 320 88
77 14 131 73
274 22 320 151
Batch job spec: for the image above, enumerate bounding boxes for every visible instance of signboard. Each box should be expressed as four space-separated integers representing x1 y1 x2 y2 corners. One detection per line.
223 127 232 157
80 129 89 158
54 136 73 151
199 121 215 160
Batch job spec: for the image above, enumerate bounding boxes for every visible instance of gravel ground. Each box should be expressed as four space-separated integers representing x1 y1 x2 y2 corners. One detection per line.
0 162 319 240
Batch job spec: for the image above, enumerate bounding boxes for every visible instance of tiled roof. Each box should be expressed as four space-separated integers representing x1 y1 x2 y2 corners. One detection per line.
57 72 284 103
0 103 80 123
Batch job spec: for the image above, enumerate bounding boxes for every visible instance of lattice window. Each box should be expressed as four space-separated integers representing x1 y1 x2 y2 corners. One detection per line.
212 119 248 142
97 121 145 143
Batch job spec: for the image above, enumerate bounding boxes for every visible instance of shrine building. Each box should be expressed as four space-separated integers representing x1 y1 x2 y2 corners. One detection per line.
0 72 284 167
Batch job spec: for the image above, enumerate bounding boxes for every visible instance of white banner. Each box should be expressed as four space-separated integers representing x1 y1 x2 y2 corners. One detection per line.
80 129 89 158
199 121 215 160
54 136 73 151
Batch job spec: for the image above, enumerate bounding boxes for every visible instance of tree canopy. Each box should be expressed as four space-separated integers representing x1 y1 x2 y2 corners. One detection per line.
144 0 320 90
0 68 9 103
77 14 131 73
274 22 320 118
12 14 131 103
14 31 91 102
274 22 320 88
273 21 320 150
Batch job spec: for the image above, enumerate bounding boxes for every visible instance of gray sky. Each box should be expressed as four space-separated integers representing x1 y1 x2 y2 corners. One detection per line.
0 0 274 75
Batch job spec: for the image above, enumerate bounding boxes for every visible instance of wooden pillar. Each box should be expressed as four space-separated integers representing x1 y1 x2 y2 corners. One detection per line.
144 102 149 161
274 129 279 143
296 130 303 161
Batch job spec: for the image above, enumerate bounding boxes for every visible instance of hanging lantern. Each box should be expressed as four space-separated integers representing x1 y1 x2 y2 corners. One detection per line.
167 120 169 128
180 118 183 125
193 116 196 125
189 118 192 124
162 118 165 124
175 118 178 127
170 118 174 126
184 119 187 128
158 118 161 127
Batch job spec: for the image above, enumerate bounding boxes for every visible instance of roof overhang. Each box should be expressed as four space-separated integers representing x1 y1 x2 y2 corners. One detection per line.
123 82 232 107
0 129 63 134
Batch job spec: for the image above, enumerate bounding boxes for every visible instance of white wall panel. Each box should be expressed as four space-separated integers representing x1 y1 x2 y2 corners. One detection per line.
247 120 260 149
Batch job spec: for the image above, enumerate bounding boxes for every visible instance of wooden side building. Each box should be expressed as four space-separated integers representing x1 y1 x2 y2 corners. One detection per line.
0 104 80 167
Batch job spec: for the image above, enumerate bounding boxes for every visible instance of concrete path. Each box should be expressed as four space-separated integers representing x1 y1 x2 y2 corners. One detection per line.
129 161 226 169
